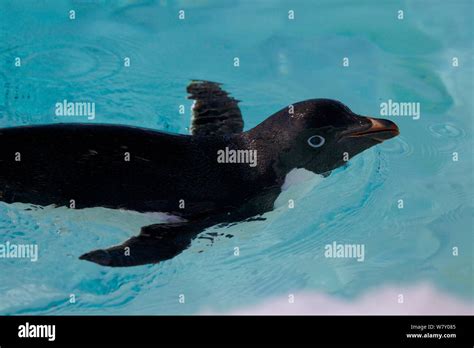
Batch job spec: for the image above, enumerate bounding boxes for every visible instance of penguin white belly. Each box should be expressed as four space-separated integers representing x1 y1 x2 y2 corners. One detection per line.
274 168 325 209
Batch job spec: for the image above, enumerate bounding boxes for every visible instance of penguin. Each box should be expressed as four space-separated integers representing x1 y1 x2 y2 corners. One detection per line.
0 80 399 267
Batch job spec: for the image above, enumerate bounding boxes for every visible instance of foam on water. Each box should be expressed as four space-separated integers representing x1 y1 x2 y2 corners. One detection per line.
209 283 474 315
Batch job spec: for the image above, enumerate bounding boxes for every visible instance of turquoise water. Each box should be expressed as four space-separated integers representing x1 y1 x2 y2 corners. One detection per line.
0 0 472 314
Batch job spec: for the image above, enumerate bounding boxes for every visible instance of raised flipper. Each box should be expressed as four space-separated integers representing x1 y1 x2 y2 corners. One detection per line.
187 80 244 136
79 221 212 267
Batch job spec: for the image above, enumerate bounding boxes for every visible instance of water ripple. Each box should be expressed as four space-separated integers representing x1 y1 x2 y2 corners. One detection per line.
429 122 465 139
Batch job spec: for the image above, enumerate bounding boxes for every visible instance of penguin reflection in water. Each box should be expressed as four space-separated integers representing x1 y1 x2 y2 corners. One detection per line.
0 81 399 267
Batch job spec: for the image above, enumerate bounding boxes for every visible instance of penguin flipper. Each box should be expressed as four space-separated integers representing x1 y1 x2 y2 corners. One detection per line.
79 222 206 267
187 80 244 136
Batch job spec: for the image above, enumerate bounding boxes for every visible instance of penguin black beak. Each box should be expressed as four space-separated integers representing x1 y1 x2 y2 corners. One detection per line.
344 117 399 142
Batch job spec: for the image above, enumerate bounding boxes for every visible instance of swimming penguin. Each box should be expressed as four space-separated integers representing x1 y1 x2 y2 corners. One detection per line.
0 81 399 267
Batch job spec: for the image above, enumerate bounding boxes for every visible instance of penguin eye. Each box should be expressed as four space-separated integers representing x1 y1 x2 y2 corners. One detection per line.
307 135 325 148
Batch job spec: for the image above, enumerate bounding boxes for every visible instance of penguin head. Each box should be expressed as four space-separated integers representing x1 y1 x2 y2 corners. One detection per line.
278 99 399 175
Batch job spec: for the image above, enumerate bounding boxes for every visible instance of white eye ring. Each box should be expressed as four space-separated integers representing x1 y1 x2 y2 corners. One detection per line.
307 135 325 148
